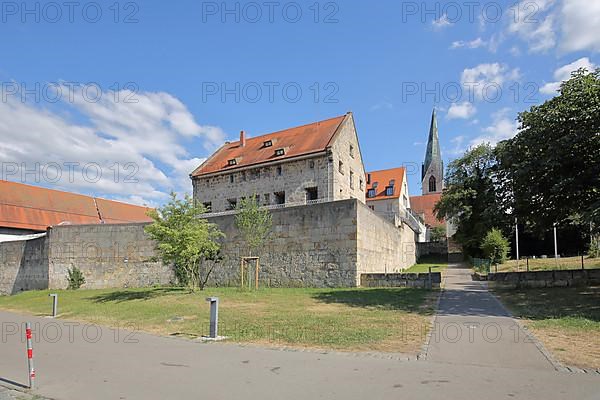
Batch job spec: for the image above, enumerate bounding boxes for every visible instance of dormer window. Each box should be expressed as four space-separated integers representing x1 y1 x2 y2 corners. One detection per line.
389 179 395 186
385 186 394 196
372 182 378 189
367 188 376 198
228 159 237 166
263 140 273 148
275 148 285 157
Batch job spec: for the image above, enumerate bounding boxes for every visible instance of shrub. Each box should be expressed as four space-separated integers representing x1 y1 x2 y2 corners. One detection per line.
67 267 86 290
481 228 510 265
429 226 446 242
589 236 600 258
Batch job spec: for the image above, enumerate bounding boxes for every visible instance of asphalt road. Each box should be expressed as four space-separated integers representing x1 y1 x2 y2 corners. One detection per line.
0 265 598 399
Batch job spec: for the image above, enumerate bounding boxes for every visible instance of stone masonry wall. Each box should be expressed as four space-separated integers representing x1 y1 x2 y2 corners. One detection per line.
47 223 174 290
204 199 359 287
361 272 441 288
488 269 600 289
356 202 417 283
193 153 331 213
0 237 48 295
330 114 366 203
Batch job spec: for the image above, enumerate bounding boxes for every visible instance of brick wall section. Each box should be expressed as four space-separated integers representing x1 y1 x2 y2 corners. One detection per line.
0 237 48 295
204 199 359 287
47 223 174 290
356 202 417 283
488 269 600 289
361 272 441 288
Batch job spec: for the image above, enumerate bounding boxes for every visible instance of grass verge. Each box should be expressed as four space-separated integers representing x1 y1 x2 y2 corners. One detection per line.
0 287 436 353
495 286 600 370
405 255 448 274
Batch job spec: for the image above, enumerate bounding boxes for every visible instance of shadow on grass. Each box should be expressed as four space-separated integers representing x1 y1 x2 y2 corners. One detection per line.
312 288 433 315
496 285 600 322
88 287 185 303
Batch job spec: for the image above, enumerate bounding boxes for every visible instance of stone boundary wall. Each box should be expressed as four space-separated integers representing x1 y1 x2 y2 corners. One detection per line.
204 199 359 287
356 202 416 280
0 236 48 295
416 241 447 258
488 269 600 289
360 272 441 289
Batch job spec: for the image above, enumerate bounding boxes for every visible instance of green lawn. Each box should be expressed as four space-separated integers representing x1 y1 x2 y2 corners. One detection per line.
497 256 600 273
405 255 448 273
495 286 600 369
0 287 435 353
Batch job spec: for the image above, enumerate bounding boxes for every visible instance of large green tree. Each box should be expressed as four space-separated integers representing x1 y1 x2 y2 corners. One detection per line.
145 193 224 291
434 144 509 257
498 69 600 233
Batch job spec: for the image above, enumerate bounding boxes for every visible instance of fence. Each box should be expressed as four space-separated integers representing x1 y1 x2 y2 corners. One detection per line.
472 258 492 274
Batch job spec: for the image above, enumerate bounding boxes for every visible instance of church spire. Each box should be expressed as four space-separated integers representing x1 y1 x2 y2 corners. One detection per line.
422 108 443 194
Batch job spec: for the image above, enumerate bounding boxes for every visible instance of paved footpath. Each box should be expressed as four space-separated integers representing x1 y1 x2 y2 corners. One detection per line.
0 267 599 399
426 263 556 369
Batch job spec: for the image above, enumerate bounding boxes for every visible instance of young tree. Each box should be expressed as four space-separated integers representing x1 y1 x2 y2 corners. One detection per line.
145 193 224 291
434 144 509 257
235 195 272 256
429 226 447 242
481 228 510 265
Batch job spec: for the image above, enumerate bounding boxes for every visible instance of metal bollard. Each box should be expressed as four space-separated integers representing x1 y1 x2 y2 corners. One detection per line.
25 322 35 389
428 267 433 289
205 297 219 339
49 293 58 317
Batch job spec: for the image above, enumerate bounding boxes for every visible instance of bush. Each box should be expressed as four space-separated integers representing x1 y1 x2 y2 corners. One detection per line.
481 228 510 265
67 267 86 290
429 226 446 242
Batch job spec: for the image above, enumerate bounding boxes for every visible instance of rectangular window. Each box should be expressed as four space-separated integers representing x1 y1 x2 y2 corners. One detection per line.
349 170 354 189
367 188 376 198
263 140 273 147
385 186 394 196
227 199 237 210
229 175 234 183
275 148 285 156
349 145 354 158
338 160 344 174
274 191 285 205
359 179 364 191
228 159 237 166
309 160 315 169
277 166 282 176
202 202 212 212
305 187 318 202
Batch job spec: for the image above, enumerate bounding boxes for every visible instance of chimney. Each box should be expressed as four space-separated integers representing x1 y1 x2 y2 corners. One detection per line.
240 130 246 147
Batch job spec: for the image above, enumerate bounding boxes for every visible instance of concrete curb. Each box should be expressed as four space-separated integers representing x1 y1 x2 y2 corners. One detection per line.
0 384 54 400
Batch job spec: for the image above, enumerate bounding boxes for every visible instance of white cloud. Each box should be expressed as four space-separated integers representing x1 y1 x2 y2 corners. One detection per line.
0 85 225 205
447 102 477 119
432 14 452 30
370 101 393 111
540 57 597 95
469 108 520 147
507 0 557 53
461 63 521 100
450 38 486 49
560 0 600 52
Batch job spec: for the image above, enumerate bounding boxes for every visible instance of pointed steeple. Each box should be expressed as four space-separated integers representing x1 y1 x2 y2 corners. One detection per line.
422 108 441 181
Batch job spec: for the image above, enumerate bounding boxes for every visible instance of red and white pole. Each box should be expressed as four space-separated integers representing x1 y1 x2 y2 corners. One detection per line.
25 322 35 389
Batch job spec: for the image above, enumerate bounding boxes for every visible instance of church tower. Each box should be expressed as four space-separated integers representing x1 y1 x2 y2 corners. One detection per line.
421 109 443 195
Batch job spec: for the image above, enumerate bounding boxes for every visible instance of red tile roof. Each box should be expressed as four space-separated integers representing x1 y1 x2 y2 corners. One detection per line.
365 167 406 200
0 180 153 232
410 193 444 227
191 114 348 177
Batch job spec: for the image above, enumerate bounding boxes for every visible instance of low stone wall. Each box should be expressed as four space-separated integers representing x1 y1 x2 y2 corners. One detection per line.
488 269 600 289
360 272 441 288
416 241 447 259
0 237 48 295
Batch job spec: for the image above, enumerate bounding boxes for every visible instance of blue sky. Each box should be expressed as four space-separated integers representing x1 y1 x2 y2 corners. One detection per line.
0 0 598 204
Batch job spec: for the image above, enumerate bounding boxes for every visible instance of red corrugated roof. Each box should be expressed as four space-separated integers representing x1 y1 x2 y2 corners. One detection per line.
410 193 444 227
191 114 348 177
365 167 406 200
0 180 153 231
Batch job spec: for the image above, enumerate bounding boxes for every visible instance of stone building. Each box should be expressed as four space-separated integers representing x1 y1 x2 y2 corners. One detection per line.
191 112 366 212
365 167 426 241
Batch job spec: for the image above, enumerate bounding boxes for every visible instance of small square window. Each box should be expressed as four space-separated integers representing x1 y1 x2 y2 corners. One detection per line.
228 159 237 166
202 202 212 212
264 140 273 147
309 160 315 169
227 199 237 210
275 148 285 156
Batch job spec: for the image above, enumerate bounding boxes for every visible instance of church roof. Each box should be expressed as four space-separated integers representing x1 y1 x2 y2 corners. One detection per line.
191 114 349 177
365 167 406 200
423 109 442 179
410 193 444 228
0 180 153 232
